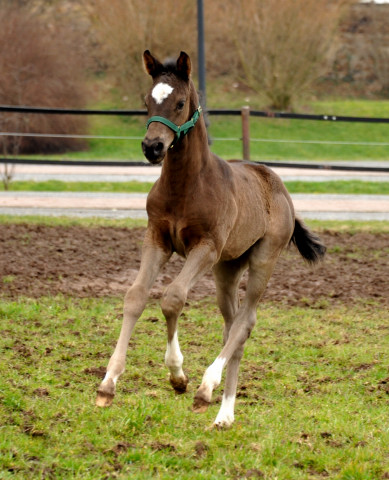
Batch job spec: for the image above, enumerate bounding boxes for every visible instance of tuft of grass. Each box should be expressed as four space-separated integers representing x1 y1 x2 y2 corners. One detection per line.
0 296 388 479
2 276 14 285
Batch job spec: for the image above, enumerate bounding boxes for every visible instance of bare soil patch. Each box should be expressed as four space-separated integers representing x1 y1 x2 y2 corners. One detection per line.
0 224 387 306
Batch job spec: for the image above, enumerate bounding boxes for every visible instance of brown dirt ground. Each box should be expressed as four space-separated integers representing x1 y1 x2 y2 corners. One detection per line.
0 224 388 306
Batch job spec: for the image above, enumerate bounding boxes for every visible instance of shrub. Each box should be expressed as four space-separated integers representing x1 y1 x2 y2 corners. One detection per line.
228 0 348 110
0 5 88 154
89 0 352 110
369 4 389 95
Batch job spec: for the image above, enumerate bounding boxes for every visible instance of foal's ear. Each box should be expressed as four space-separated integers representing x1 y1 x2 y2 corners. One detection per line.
176 51 191 80
143 50 163 78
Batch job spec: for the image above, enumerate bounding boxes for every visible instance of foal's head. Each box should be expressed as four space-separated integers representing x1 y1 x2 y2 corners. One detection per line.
142 50 198 164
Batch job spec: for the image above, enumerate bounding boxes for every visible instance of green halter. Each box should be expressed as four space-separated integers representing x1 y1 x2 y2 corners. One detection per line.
146 106 202 148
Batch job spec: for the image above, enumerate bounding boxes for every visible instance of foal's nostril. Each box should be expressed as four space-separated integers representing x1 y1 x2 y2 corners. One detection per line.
153 142 164 156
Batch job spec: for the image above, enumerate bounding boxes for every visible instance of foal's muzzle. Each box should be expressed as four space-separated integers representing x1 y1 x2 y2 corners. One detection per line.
142 137 166 164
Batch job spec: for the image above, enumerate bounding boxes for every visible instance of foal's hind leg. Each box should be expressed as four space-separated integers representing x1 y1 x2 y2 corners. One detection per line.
214 259 248 345
194 238 284 427
192 259 246 414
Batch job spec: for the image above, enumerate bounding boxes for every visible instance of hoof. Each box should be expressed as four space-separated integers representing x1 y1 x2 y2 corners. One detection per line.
96 378 115 407
212 420 233 430
192 397 210 413
170 375 189 394
96 391 114 407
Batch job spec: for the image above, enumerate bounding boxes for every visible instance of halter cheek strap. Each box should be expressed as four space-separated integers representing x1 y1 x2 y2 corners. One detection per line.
146 106 202 148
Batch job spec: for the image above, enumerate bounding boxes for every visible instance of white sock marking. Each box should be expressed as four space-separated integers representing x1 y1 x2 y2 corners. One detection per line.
214 393 236 426
203 357 226 391
102 371 119 386
165 331 184 378
152 82 174 104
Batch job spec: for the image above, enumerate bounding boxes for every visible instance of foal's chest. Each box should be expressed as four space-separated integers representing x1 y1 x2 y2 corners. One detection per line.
147 177 223 257
166 218 211 257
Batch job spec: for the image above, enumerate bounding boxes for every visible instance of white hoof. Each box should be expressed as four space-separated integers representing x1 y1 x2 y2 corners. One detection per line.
213 394 235 428
213 414 234 429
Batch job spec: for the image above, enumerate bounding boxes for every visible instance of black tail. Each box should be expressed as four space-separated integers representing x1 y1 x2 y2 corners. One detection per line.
291 217 326 264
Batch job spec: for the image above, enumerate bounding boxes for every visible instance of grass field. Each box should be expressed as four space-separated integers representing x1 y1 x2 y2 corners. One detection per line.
12 99 388 163
0 296 388 479
0 217 388 478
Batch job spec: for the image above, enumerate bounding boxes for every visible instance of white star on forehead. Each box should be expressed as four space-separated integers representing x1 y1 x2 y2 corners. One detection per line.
152 82 174 104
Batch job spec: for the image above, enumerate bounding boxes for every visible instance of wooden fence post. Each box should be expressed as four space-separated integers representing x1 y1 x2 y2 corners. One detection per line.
241 106 250 160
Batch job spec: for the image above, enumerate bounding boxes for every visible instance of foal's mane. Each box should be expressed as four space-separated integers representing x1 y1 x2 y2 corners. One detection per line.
161 58 179 74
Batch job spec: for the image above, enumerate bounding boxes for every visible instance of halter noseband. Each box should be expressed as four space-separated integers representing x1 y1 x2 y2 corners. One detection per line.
146 106 202 148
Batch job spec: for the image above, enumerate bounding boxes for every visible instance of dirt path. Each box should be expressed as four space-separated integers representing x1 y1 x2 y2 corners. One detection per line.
1 224 387 306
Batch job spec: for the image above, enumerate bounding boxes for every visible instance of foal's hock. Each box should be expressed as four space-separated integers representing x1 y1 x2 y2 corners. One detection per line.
96 50 326 427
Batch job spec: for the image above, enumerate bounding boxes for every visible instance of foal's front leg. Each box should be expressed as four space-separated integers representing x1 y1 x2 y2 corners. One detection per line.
161 242 218 393
96 235 170 407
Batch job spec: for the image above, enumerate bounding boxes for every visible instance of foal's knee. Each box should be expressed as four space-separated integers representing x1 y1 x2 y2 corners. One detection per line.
161 284 187 319
232 310 257 344
124 284 148 318
246 310 257 333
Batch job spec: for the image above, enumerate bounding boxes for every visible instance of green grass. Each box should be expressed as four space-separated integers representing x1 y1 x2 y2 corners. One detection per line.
0 214 148 229
1 180 154 193
0 296 388 479
71 115 146 161
284 180 389 195
2 179 389 195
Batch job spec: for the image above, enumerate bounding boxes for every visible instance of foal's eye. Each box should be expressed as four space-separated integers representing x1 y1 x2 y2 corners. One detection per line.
176 100 185 111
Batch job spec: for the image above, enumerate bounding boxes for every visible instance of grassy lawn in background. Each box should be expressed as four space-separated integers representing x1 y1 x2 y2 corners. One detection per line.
0 296 388 479
208 105 389 161
1 180 389 195
0 180 154 194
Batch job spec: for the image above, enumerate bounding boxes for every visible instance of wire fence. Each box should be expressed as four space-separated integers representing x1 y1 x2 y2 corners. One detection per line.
1 131 389 148
1 104 389 172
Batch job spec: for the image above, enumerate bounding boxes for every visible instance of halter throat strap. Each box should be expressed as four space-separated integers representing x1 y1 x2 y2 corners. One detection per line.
146 106 202 147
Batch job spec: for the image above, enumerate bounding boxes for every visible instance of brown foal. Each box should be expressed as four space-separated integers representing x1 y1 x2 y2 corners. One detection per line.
96 50 326 427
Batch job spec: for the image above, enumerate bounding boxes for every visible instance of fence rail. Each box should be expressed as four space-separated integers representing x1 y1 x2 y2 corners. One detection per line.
1 104 389 123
